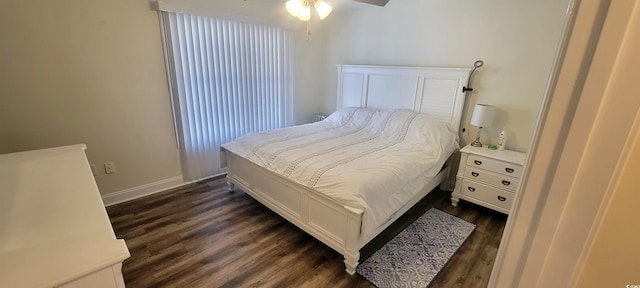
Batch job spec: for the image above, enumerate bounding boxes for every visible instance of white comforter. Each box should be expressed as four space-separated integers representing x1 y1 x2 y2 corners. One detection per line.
221 107 459 234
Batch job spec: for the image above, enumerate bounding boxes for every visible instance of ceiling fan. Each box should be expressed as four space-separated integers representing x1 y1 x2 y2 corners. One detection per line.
351 0 389 6
286 0 389 21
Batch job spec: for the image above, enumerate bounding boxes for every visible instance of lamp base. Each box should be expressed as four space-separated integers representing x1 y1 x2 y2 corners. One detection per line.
471 126 484 147
470 140 483 147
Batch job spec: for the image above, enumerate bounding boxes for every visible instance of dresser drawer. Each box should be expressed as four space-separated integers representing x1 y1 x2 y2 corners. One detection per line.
464 167 519 191
459 179 514 210
467 155 523 177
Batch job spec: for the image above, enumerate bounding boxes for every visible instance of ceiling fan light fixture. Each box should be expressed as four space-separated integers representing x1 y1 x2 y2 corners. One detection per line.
314 0 333 20
296 3 311 21
286 0 303 17
286 0 332 21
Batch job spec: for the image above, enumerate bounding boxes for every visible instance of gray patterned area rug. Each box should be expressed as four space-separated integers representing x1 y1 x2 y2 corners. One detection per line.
356 208 476 288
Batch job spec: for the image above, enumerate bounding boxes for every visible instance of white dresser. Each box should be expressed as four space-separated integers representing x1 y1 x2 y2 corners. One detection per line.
0 145 130 287
451 144 527 214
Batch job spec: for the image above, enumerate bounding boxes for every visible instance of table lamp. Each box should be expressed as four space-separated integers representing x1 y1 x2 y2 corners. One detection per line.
470 104 498 147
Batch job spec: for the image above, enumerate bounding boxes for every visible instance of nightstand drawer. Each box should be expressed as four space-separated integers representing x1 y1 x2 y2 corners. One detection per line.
467 155 523 177
464 167 520 191
459 179 514 210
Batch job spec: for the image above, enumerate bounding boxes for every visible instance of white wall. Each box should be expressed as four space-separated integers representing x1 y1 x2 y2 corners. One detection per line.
315 0 569 152
0 0 183 195
0 0 322 196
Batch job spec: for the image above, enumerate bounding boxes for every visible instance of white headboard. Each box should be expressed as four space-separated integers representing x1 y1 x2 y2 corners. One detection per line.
336 65 471 133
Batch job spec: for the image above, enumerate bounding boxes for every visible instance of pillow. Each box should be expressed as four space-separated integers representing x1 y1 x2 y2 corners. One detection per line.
327 107 459 151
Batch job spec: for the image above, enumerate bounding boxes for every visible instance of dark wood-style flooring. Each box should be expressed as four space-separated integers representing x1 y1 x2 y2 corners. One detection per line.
107 177 507 287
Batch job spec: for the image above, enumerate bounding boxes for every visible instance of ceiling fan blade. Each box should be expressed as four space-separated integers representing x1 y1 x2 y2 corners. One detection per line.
352 0 390 7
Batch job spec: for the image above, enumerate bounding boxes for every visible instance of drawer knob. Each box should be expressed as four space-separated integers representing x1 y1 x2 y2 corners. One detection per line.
467 187 476 192
471 172 479 177
505 168 515 173
502 180 511 186
474 160 482 165
497 196 507 202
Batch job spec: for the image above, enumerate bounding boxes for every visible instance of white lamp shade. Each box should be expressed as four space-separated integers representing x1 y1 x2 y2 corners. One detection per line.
297 4 311 21
315 0 333 20
470 104 498 127
286 0 302 17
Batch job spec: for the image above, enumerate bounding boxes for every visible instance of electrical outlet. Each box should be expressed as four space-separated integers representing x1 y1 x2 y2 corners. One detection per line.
104 162 116 174
90 164 98 176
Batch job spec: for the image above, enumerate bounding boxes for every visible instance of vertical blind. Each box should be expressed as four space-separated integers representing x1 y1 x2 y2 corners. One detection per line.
160 12 294 182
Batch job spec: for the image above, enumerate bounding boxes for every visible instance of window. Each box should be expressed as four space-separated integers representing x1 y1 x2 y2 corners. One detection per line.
160 11 294 182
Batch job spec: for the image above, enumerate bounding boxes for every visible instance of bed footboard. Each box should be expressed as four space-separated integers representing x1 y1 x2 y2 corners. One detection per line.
225 151 365 274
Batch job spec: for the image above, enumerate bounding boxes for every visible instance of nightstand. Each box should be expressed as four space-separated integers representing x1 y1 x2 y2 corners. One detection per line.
451 144 527 214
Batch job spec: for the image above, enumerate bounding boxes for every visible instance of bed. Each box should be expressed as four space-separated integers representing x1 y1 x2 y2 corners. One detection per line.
221 65 470 274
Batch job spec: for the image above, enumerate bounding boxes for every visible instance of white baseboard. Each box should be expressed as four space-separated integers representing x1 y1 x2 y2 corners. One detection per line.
102 175 184 207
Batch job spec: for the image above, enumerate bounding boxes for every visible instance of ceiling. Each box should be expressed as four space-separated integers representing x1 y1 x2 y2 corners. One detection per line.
256 0 388 10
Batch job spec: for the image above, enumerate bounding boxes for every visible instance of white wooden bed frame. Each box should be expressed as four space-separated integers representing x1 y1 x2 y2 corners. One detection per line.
224 65 470 274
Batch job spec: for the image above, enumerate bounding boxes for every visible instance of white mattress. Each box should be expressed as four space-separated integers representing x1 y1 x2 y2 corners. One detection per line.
222 108 459 234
